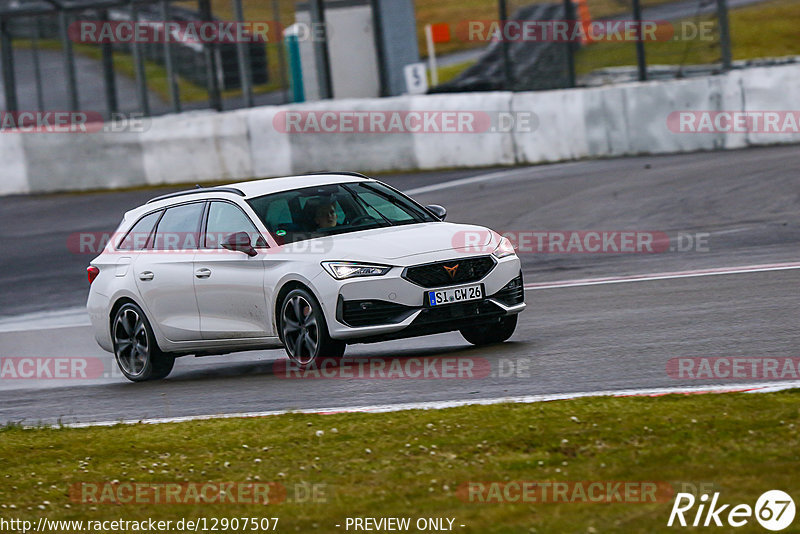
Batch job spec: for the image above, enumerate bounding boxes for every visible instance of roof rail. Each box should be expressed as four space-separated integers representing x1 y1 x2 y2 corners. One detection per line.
146 186 246 204
303 171 371 179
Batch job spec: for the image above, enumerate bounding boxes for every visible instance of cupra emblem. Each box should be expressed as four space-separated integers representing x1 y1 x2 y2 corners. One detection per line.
443 264 459 279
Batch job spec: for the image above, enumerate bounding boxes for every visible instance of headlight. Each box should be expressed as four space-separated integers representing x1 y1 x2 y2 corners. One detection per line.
321 261 392 280
492 236 516 258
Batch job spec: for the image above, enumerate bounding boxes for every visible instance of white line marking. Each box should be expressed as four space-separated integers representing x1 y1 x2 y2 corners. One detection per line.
0 307 90 333
50 381 799 429
525 262 800 290
406 167 538 195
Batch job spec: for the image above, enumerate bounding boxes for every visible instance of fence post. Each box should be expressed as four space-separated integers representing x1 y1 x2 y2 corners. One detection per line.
58 9 80 110
31 18 46 111
98 10 118 118
160 0 181 112
129 1 150 116
631 0 647 81
498 0 514 90
198 0 222 110
232 0 253 107
0 18 18 113
716 0 732 71
272 0 289 103
563 0 576 88
309 0 332 99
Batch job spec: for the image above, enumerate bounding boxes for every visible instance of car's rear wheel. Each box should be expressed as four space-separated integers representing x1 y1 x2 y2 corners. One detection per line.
280 288 345 367
112 303 175 382
460 314 518 346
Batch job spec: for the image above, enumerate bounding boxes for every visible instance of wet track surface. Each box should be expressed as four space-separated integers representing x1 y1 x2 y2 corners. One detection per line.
0 145 798 425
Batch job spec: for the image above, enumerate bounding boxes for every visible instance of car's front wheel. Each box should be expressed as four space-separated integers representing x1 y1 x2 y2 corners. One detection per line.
460 315 518 346
280 288 345 367
112 303 175 382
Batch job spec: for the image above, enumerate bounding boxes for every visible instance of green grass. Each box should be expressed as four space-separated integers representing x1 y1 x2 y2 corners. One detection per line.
430 60 478 86
576 0 800 75
428 0 800 87
1 390 798 533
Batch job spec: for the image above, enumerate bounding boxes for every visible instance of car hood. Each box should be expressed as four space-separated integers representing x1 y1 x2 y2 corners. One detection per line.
282 222 497 263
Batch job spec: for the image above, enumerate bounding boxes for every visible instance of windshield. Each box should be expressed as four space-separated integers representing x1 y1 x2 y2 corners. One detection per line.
246 181 438 244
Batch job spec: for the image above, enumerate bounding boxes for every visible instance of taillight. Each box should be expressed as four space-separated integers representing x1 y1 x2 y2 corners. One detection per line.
87 266 100 284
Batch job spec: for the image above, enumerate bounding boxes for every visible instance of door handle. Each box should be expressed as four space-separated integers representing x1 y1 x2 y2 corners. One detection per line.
138 271 154 281
195 268 212 279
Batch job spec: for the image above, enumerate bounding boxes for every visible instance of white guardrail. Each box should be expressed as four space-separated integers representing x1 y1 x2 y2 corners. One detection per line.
2 63 799 195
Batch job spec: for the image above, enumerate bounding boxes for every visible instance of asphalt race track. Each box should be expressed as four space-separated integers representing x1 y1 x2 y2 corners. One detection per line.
0 145 798 425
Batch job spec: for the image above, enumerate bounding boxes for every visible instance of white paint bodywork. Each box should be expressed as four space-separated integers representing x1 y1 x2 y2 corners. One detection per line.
87 174 524 356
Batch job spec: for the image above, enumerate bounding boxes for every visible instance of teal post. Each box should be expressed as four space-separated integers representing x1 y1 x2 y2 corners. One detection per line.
286 34 305 103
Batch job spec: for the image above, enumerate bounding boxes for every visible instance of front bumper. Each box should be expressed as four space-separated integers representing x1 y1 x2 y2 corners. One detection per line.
320 255 525 341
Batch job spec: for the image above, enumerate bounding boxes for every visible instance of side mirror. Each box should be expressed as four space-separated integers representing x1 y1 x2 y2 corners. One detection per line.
221 232 258 257
426 204 447 221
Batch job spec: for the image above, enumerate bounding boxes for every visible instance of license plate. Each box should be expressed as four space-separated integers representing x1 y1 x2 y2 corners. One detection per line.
426 284 483 306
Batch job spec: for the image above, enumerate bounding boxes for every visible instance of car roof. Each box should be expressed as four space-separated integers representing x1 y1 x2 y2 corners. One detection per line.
125 173 373 221
229 172 372 198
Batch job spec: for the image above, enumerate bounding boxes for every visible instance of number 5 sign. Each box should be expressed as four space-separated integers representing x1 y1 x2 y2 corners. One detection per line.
404 63 428 95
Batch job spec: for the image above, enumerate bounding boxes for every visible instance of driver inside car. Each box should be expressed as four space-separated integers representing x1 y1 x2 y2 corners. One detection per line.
305 198 339 230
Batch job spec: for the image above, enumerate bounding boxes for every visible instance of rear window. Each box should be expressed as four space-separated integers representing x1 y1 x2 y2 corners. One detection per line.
117 211 162 251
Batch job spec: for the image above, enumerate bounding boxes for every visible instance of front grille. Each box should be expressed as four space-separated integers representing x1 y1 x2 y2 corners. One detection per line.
491 273 524 306
403 256 496 288
340 299 415 327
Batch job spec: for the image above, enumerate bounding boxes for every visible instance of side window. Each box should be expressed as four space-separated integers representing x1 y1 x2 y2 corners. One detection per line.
117 211 162 251
152 203 205 251
205 202 266 248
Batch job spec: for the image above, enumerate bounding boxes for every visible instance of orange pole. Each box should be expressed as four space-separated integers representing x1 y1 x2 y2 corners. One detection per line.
575 0 593 44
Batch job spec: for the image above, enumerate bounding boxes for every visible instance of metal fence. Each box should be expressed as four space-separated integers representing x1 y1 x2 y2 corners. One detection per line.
0 0 291 119
421 0 734 93
0 0 737 119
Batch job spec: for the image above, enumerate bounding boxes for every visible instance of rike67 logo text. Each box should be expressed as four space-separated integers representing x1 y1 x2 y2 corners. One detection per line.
668 490 795 531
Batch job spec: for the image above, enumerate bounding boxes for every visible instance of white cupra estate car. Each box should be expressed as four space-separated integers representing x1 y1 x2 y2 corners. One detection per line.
87 172 525 381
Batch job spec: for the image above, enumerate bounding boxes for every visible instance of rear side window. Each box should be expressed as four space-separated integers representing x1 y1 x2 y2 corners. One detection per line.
152 202 205 251
117 211 162 251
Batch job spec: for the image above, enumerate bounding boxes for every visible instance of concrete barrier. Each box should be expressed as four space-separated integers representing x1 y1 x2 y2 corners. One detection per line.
513 88 587 163
410 92 516 169
140 110 253 186
1 62 799 196
0 132 29 195
22 131 147 193
739 65 800 147
283 96 419 174
247 105 293 178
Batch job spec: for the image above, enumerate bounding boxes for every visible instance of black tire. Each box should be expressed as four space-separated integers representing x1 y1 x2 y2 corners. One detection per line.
280 288 345 367
460 314 518 346
112 303 175 382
